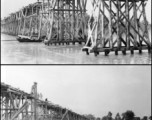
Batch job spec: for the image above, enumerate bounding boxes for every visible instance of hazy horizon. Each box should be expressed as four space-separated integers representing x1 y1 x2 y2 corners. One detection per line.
1 66 151 118
1 0 151 24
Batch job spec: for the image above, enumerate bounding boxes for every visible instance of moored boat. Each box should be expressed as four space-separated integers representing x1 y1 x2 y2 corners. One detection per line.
16 35 42 42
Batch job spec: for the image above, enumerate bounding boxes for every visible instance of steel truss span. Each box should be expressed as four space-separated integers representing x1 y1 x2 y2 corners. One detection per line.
82 0 151 56
1 82 89 120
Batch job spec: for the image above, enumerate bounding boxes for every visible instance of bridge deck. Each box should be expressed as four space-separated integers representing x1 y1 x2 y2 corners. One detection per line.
1 82 89 120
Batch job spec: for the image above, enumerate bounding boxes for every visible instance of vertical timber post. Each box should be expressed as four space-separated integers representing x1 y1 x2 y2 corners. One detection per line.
126 0 130 50
117 0 120 50
109 0 113 49
73 0 75 41
101 0 105 48
133 0 138 47
5 96 9 120
34 82 37 120
1 96 3 119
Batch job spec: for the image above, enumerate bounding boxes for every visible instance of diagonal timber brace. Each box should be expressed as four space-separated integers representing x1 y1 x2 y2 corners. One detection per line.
82 0 151 56
1 82 90 120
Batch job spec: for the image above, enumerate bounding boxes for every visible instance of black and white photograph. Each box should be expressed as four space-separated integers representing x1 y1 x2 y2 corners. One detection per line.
1 66 151 120
0 0 151 120
1 0 151 64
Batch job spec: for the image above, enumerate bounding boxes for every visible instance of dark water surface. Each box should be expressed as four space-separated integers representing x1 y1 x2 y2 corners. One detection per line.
1 34 151 64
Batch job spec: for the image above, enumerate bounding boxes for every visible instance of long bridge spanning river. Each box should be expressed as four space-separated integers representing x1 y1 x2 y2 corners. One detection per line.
1 0 151 58
1 82 90 120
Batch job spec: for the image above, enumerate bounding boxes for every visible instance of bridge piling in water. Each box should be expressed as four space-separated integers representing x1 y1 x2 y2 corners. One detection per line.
1 0 151 55
82 0 151 56
1 0 88 44
41 0 88 45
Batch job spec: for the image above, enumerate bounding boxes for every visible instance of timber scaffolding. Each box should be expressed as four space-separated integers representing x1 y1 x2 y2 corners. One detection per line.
1 82 90 120
82 0 151 56
41 0 88 45
1 0 151 55
1 2 42 40
1 0 88 44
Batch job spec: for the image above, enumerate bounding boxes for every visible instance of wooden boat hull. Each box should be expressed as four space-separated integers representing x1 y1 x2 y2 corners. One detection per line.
16 36 42 42
17 38 41 42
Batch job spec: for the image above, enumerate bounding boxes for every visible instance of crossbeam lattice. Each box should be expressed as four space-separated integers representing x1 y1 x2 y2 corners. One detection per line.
40 0 88 45
82 0 151 56
1 2 41 41
1 82 90 120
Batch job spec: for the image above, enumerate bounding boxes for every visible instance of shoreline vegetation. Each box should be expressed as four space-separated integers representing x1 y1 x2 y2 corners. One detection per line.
85 111 151 120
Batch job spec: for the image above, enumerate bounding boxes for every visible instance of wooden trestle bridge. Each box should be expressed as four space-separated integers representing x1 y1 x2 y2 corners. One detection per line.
1 0 88 44
1 0 151 56
1 82 90 120
82 0 151 56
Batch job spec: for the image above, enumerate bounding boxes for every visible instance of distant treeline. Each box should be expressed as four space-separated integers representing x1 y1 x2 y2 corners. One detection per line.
84 110 151 120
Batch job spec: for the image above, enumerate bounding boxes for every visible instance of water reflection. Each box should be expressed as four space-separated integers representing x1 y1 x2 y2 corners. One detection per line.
1 34 151 64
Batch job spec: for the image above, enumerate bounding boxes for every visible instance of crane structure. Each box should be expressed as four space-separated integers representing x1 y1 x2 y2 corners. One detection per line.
1 82 90 120
82 0 151 56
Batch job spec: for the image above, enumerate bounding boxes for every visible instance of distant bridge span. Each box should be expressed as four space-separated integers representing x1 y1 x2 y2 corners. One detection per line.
1 82 90 120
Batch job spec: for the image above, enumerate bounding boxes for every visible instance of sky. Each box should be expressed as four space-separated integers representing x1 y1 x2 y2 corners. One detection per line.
1 66 151 118
1 0 151 23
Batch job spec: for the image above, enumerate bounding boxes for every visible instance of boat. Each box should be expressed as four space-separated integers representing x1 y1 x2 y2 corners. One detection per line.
16 35 42 42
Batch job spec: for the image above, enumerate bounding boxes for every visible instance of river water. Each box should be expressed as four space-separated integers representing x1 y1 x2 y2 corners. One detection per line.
1 33 151 64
